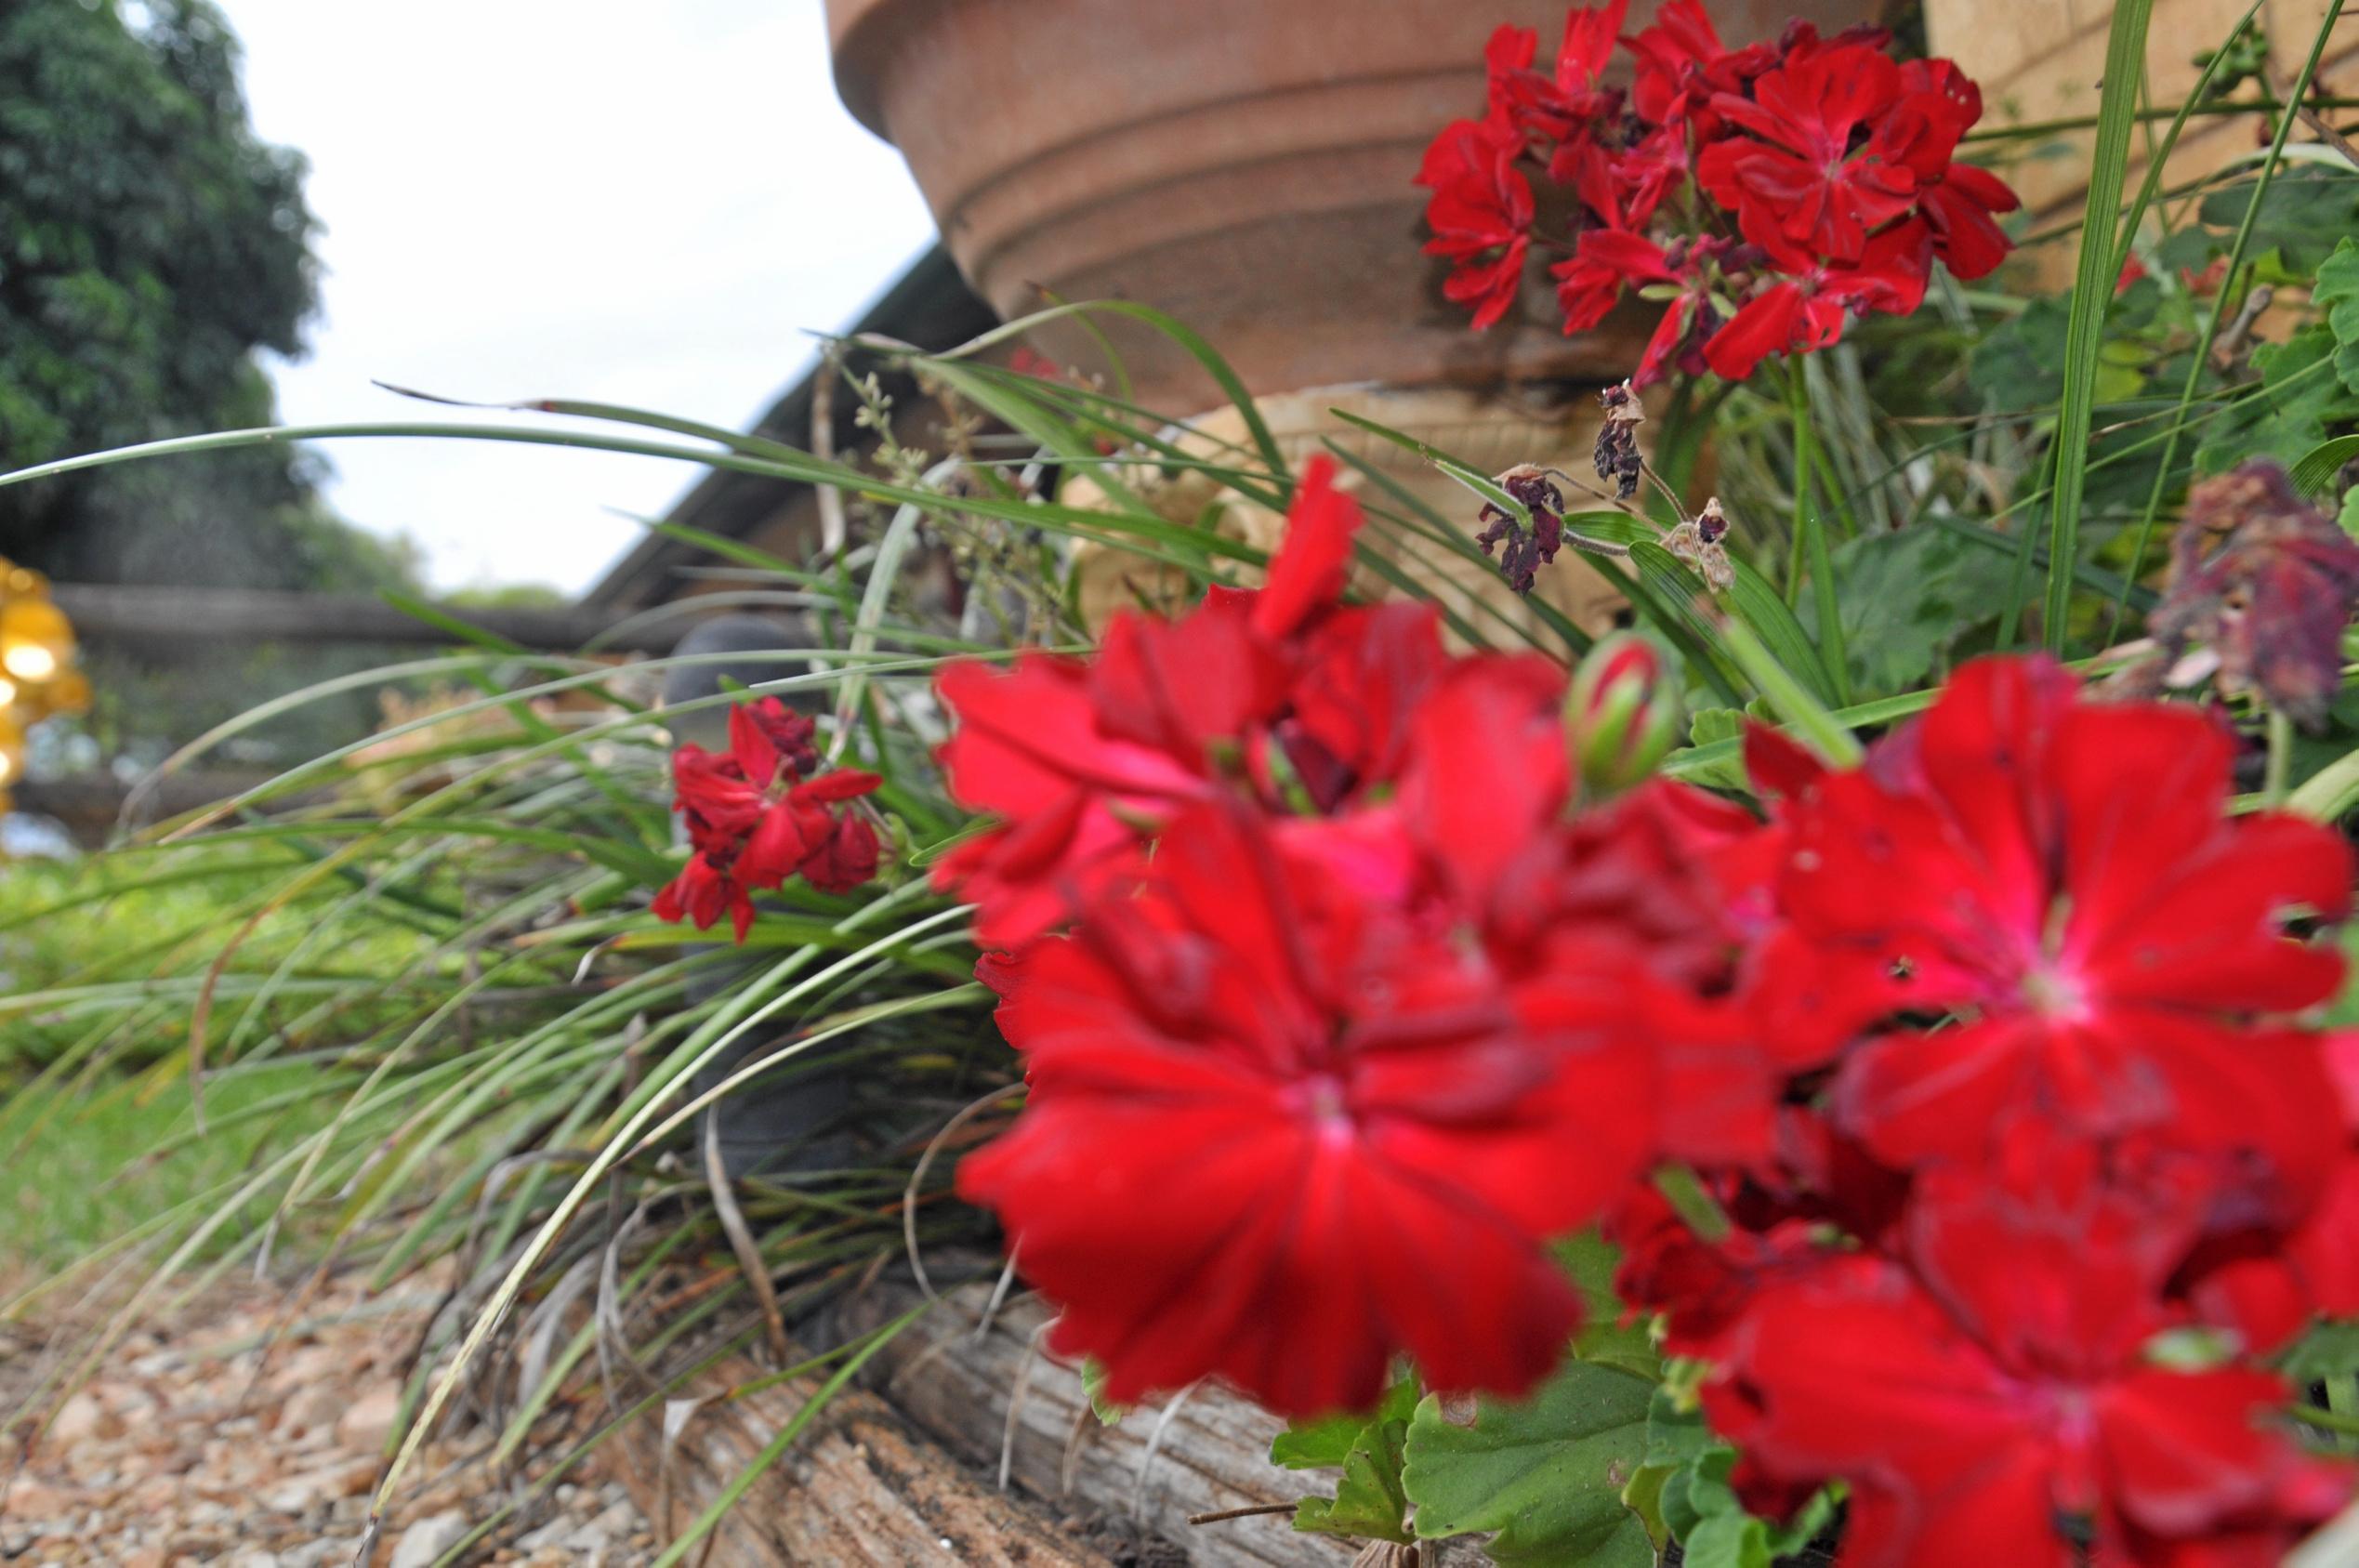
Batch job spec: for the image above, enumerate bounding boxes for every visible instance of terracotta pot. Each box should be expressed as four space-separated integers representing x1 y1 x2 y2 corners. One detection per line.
824 0 1874 415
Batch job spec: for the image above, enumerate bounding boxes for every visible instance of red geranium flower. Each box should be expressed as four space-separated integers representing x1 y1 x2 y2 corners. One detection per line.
1626 0 1777 135
1772 655 2352 1175
1416 112 1535 330
937 460 1444 943
1697 42 1918 264
956 799 1652 1416
653 697 881 939
1703 220 1931 380
1551 226 1675 334
1707 1133 2349 1568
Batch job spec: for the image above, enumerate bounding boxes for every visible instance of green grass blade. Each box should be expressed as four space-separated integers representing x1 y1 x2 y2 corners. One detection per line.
2039 0 2155 652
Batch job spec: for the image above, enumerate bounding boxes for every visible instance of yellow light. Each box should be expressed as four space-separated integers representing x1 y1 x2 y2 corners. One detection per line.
0 677 20 708
4 643 56 682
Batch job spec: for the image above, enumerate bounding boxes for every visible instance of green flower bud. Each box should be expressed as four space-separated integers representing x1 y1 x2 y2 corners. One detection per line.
1566 633 1681 795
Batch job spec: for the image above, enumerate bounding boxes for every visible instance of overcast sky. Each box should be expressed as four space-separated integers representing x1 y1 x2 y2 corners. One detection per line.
219 0 939 596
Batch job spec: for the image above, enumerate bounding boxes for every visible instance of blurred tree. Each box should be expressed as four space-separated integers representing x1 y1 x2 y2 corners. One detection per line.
0 0 430 770
0 0 400 592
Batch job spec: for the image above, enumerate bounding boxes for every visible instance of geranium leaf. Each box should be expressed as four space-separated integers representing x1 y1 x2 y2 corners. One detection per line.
1554 1230 1661 1381
1291 1416 1415 1544
1830 523 2014 697
1402 1359 1655 1565
1270 1377 1418 1469
2283 1320 2359 1383
2194 324 2359 477
2315 237 2359 395
1079 1358 1127 1426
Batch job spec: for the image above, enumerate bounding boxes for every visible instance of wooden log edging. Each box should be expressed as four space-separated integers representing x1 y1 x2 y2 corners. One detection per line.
836 1280 1360 1568
605 1349 1111 1567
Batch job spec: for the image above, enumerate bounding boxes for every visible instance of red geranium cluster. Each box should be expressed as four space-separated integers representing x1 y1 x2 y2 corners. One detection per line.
652 696 882 941
934 464 2359 1562
1417 0 2019 384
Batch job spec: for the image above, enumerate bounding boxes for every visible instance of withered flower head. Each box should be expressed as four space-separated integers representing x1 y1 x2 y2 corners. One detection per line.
1665 497 1736 590
1593 379 1645 500
1476 463 1567 596
2149 460 2359 729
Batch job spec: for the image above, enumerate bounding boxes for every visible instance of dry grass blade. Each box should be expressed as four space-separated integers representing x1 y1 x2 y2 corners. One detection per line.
701 1114 790 1366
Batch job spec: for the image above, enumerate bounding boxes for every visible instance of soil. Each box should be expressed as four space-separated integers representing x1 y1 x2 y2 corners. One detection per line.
0 1267 653 1567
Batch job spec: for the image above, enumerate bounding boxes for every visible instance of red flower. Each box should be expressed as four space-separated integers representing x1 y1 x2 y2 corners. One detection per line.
1550 227 1675 334
936 459 1429 944
934 651 1201 948
955 799 1652 1416
1702 220 1931 380
1707 1135 2349 1568
1417 112 1535 330
1884 59 2020 281
1773 656 2352 1175
1626 0 1776 134
653 697 881 939
1710 1257 2337 1567
1697 42 1918 265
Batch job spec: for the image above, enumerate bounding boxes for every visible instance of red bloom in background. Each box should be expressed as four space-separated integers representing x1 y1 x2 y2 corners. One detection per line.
956 801 1652 1416
1552 228 1675 334
1703 220 1931 380
1626 0 1775 134
1417 112 1535 330
1419 6 2018 379
653 697 881 940
1773 656 2351 1176
1698 43 1915 263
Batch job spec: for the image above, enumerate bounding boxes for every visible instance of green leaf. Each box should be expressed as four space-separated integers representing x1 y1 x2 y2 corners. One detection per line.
1080 1359 1127 1426
2284 1321 2359 1383
1555 1230 1660 1381
1689 707 1744 747
1831 524 2014 697
1271 1377 1418 1469
2316 237 2359 395
2289 434 2359 499
2194 327 2359 476
1292 1416 1415 1544
2182 165 2359 281
1402 1360 1655 1565
1640 1387 1714 1470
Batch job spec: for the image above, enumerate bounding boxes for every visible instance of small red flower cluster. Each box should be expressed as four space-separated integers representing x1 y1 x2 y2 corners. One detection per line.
933 467 2359 1562
1417 1 2019 384
652 697 882 941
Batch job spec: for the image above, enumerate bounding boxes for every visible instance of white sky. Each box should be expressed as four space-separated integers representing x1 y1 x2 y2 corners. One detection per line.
219 0 939 596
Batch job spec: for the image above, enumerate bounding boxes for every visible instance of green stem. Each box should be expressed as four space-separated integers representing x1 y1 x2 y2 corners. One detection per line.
2106 0 2348 645
1653 1165 1733 1245
2264 708 2295 804
1719 618 1865 767
2291 1403 2359 1438
1961 93 2359 142
1787 365 1853 706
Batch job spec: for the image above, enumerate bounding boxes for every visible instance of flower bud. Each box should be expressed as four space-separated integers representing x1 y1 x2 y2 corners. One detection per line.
1566 633 1681 794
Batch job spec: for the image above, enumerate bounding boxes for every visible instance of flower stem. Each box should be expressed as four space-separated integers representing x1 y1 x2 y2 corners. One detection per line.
1786 364 1852 706
2291 1402 2359 1438
2264 707 2294 804
1653 1164 1733 1245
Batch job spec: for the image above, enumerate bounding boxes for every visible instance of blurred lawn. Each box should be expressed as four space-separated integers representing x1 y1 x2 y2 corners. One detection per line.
0 1062 333 1275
